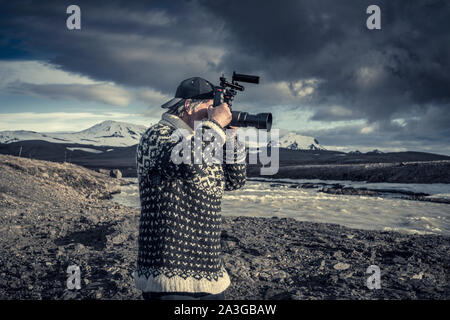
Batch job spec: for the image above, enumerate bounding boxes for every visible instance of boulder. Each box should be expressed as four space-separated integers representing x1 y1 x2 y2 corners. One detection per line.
110 169 122 179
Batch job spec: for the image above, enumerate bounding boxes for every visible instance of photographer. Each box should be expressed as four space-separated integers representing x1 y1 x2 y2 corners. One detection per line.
134 77 247 300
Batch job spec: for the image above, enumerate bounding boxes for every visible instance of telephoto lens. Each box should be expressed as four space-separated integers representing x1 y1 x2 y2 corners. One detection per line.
230 111 272 131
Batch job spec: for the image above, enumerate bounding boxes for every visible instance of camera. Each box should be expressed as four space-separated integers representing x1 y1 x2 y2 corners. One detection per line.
213 71 272 131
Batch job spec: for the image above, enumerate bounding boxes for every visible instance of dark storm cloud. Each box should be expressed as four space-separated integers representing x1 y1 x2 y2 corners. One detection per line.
7 81 131 106
1 0 449 154
0 0 228 93
199 0 450 154
199 0 450 120
309 119 450 154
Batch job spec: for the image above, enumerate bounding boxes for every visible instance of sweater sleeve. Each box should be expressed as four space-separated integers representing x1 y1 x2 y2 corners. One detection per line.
149 120 227 180
222 133 247 191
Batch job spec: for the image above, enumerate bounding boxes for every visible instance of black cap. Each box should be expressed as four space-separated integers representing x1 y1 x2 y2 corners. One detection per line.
161 77 215 109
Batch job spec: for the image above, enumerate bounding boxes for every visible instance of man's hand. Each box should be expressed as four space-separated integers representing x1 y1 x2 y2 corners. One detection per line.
207 103 231 128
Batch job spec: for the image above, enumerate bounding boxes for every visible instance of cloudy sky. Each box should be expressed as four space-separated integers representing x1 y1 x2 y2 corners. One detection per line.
1 0 449 154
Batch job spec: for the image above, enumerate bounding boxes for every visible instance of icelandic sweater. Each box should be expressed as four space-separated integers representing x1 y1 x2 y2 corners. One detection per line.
134 113 247 294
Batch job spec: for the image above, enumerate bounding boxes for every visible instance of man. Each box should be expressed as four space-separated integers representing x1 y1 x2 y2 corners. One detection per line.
134 77 247 300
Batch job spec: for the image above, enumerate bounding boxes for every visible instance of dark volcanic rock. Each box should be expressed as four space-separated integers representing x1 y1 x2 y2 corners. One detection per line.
321 187 380 196
221 216 450 300
109 169 122 179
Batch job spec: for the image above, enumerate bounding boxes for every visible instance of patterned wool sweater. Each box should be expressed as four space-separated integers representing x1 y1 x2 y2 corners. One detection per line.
134 113 247 294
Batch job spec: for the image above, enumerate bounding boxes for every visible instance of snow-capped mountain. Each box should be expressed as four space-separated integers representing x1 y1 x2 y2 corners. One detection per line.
0 120 149 147
366 149 384 154
272 132 326 150
237 128 325 151
0 120 325 150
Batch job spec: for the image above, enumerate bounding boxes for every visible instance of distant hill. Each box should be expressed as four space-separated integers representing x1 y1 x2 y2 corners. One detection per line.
257 148 450 167
0 140 137 177
1 140 450 178
2 120 450 178
0 120 149 147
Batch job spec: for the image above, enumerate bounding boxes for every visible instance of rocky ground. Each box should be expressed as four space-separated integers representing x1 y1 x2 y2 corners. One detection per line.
0 154 449 299
221 217 449 299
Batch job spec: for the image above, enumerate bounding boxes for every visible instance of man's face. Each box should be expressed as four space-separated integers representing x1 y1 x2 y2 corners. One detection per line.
189 99 213 121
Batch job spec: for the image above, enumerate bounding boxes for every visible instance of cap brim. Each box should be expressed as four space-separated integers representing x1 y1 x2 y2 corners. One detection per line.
161 97 183 109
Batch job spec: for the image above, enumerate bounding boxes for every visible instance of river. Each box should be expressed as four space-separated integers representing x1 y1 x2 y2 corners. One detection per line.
111 178 450 235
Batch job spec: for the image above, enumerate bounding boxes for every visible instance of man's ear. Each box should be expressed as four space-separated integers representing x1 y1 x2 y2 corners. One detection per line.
184 99 192 115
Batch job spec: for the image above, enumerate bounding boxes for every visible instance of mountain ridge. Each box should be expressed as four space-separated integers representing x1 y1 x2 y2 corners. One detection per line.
0 120 325 150
0 120 148 147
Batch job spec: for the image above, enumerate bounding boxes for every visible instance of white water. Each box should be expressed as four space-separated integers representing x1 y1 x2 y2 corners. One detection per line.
112 178 450 236
66 147 103 154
